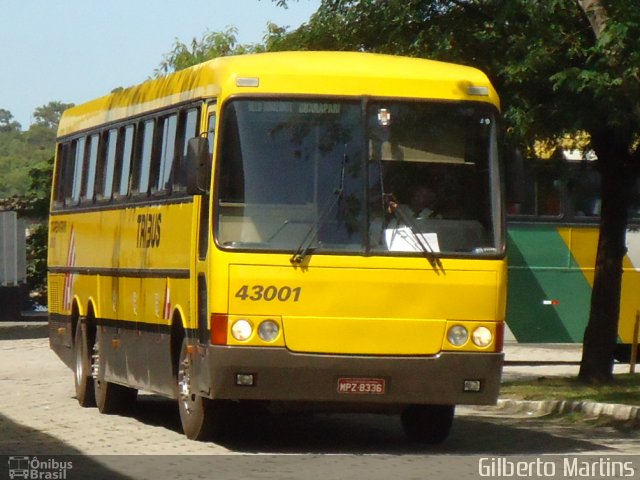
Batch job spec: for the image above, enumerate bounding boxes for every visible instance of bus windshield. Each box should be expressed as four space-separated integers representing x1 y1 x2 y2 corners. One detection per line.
216 98 502 257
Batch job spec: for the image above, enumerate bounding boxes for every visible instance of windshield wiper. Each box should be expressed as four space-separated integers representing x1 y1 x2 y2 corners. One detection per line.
290 149 348 265
385 194 444 273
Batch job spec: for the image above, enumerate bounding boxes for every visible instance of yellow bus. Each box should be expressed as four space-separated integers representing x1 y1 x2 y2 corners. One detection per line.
48 51 506 444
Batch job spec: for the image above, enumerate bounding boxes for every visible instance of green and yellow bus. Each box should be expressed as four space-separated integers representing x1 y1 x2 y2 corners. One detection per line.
506 151 640 359
48 51 506 443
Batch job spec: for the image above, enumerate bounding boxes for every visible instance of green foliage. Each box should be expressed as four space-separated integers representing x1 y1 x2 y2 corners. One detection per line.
0 103 64 306
0 103 67 198
32 101 74 130
0 109 21 132
276 0 640 154
501 374 640 406
154 26 266 76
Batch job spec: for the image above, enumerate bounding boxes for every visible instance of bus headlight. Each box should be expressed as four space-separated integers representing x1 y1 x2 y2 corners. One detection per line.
258 320 280 342
231 319 253 341
472 326 493 347
447 325 468 346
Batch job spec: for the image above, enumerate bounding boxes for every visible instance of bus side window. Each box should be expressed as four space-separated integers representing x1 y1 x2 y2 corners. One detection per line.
174 107 200 193
93 130 108 201
81 133 99 203
132 119 155 196
156 114 178 193
114 125 135 199
207 112 216 156
98 128 118 201
54 142 70 208
70 136 86 205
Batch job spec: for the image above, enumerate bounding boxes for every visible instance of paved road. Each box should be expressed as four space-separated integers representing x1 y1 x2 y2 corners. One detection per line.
2 337 640 479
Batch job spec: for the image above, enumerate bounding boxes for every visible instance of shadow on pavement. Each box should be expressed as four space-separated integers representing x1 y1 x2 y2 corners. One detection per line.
0 414 133 480
126 396 612 455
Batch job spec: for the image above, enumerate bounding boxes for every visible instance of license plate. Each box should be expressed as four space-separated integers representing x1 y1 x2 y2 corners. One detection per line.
337 377 386 395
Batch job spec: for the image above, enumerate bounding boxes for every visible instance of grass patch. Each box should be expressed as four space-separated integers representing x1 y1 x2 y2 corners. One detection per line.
500 374 640 406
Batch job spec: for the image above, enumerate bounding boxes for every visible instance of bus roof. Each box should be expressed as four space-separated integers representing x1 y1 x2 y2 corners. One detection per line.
58 51 499 137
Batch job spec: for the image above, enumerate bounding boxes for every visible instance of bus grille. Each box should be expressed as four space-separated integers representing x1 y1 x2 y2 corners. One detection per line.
48 275 63 313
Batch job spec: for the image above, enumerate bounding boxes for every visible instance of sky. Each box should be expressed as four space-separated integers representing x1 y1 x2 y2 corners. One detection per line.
0 0 320 129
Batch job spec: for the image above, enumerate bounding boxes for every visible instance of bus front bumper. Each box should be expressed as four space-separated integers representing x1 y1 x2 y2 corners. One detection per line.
198 346 504 407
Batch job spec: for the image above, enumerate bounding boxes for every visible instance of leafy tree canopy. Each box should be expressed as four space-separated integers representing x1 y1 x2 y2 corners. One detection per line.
32 101 74 130
273 0 640 383
274 1 640 154
154 23 298 74
154 26 263 76
0 109 21 133
0 102 70 197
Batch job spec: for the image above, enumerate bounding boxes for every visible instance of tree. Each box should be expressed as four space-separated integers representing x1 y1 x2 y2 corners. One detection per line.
24 157 53 305
0 109 21 132
154 26 264 76
570 0 640 382
0 101 64 305
275 0 640 383
32 101 74 130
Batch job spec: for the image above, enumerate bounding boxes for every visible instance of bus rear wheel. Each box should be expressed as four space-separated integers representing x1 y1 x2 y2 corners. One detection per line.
93 328 137 414
74 321 96 408
401 404 455 444
177 337 230 440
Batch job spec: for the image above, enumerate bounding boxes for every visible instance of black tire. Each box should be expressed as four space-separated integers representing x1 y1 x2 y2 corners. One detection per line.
74 321 96 407
94 327 137 414
614 344 639 364
177 337 230 440
401 404 455 444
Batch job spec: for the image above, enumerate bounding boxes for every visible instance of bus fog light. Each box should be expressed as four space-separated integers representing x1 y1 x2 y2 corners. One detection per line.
236 373 255 386
231 319 253 341
464 380 482 392
258 320 279 342
472 327 493 347
447 325 468 346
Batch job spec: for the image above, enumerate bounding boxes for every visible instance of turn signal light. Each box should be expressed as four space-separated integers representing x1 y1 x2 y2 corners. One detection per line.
211 313 228 345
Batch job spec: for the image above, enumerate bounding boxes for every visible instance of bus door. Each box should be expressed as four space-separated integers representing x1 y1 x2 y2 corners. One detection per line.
196 102 216 344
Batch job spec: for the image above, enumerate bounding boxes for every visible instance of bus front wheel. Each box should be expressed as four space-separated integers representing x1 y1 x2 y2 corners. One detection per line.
177 337 230 440
401 404 455 444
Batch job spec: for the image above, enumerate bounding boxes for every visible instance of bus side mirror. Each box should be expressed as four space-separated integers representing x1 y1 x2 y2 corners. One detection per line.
186 137 211 195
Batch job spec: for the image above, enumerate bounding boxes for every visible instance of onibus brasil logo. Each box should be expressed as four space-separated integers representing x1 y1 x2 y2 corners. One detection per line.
8 456 73 479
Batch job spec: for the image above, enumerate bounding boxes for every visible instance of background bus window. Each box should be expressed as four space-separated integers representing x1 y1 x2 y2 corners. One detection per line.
630 179 640 222
509 160 563 218
568 161 601 217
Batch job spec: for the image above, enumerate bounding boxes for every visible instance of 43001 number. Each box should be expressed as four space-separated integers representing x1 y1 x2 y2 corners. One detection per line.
235 285 302 302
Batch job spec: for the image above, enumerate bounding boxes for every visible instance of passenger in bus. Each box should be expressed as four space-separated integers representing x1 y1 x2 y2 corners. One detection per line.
387 184 440 221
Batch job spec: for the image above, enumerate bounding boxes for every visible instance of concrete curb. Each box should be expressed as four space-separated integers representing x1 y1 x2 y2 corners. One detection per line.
497 398 640 423
0 321 48 340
